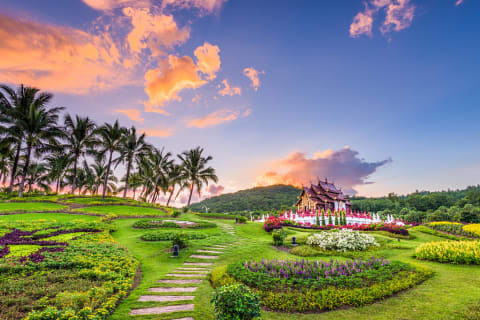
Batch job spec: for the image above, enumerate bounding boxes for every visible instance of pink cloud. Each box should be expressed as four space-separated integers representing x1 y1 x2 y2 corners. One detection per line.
256 146 391 195
194 42 221 80
162 0 227 15
455 0 464 6
207 184 224 196
380 0 415 35
140 127 173 137
350 6 374 38
243 67 264 91
218 79 241 96
115 108 144 123
187 109 239 128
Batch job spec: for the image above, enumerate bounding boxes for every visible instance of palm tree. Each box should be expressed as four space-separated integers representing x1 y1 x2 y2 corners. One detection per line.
178 147 218 206
24 162 49 192
138 148 172 204
0 84 53 193
116 127 151 198
16 101 64 197
0 143 13 185
165 163 185 206
96 120 126 199
45 152 71 193
63 114 97 194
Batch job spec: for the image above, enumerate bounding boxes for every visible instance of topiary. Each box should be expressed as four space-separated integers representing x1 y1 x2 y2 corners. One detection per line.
172 210 181 218
171 233 188 249
237 216 247 224
211 284 261 320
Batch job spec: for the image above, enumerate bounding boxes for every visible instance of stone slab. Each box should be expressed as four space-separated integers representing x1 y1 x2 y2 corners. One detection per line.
197 249 222 254
189 255 219 259
138 295 194 302
129 304 194 315
148 287 198 293
184 262 213 266
167 273 206 278
178 267 209 271
158 279 202 284
175 270 209 274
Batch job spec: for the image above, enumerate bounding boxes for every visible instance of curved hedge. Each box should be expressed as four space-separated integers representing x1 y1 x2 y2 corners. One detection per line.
140 231 207 241
212 258 431 313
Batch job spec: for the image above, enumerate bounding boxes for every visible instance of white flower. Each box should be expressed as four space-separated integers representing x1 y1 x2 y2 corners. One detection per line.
306 229 379 252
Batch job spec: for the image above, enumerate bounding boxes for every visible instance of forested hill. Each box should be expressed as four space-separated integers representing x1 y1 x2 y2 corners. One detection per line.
190 185 301 213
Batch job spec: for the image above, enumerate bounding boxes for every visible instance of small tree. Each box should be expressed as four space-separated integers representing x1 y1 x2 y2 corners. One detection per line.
334 211 338 225
328 209 333 225
321 209 326 226
211 284 261 320
316 209 320 226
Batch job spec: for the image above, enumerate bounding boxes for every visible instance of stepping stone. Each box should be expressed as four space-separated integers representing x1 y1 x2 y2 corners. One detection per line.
189 255 219 259
178 267 209 271
138 295 195 302
174 270 209 274
184 262 213 266
197 249 222 254
158 279 202 284
129 304 194 315
167 273 206 278
172 318 194 320
149 287 198 293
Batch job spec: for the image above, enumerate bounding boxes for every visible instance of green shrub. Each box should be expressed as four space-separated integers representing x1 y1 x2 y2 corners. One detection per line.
140 231 207 241
162 221 181 228
172 210 181 217
182 207 189 213
272 229 287 246
211 284 261 320
196 213 237 220
189 221 217 229
171 233 188 249
237 216 247 224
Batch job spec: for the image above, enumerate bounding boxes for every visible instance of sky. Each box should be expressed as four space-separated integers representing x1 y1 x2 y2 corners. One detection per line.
0 0 479 203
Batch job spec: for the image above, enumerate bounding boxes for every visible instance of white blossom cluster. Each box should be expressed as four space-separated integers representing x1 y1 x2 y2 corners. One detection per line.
306 229 379 252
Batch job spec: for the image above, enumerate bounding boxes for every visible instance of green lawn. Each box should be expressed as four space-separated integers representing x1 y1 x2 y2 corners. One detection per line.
0 212 99 223
72 205 170 217
0 202 68 213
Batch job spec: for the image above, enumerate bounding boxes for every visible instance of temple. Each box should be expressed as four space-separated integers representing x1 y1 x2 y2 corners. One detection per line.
295 178 351 213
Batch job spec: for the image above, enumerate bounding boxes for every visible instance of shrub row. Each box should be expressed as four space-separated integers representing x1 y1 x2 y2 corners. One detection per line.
140 231 207 241
415 240 480 264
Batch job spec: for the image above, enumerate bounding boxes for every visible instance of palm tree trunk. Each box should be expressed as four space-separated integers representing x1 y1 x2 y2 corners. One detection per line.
166 186 175 206
123 159 131 198
71 157 78 195
56 178 60 194
133 187 136 199
187 183 194 207
18 144 32 197
8 142 21 193
102 150 113 199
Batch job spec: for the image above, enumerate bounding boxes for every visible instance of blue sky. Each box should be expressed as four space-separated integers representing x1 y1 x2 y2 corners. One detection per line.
0 0 479 200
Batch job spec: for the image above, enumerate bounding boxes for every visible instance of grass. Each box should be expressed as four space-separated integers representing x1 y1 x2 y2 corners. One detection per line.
72 205 171 217
0 202 68 213
0 213 99 223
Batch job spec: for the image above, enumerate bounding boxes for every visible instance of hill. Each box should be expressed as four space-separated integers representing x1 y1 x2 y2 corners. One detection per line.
190 184 301 213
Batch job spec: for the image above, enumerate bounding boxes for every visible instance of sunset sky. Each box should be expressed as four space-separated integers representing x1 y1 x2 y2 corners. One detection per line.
1 0 479 202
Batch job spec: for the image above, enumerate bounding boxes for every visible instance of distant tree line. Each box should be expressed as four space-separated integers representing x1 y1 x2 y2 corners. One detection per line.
0 84 218 206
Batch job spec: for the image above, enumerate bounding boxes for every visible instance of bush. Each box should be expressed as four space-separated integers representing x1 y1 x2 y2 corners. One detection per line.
162 221 181 228
172 210 181 218
140 231 207 241
182 207 189 213
211 284 261 320
272 229 287 246
415 240 480 264
306 229 379 252
171 233 188 249
237 216 247 224
463 224 480 237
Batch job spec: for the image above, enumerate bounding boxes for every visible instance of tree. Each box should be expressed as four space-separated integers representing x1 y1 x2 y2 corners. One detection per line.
45 152 71 193
139 148 172 204
63 114 97 195
165 163 184 206
178 147 218 207
0 84 54 193
96 120 126 199
15 101 64 196
117 127 150 198
24 162 49 192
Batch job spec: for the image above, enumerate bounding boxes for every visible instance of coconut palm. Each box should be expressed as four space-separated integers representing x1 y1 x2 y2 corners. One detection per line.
178 147 218 207
63 114 97 194
24 162 49 192
96 120 126 199
165 163 185 206
0 144 13 185
0 84 54 193
138 148 172 204
16 102 64 196
116 127 151 198
45 152 71 193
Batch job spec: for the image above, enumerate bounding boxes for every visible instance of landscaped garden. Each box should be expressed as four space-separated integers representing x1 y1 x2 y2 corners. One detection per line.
2 195 480 319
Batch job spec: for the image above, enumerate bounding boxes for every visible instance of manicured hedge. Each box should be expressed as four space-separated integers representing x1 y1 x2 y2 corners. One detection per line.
140 231 207 241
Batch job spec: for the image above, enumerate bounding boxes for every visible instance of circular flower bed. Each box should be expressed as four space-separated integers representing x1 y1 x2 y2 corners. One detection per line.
306 229 379 252
213 257 431 313
416 240 480 264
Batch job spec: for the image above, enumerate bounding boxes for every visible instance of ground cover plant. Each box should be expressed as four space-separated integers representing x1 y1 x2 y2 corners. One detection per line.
0 202 68 214
428 221 478 238
214 257 431 313
415 240 480 264
306 229 379 252
72 204 170 217
0 218 138 320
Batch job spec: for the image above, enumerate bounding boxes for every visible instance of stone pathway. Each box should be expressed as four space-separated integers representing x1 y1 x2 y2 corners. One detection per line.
129 222 238 318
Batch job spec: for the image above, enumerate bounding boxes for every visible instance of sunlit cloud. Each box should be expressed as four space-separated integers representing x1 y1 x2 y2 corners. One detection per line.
143 42 221 110
242 108 252 117
162 0 227 15
192 94 201 103
82 0 150 11
218 79 241 96
455 0 464 6
140 127 174 137
243 67 264 91
187 109 239 128
349 0 415 38
256 146 391 195
115 108 144 123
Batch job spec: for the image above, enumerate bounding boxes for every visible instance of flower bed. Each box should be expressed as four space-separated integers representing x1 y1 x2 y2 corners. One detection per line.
140 230 207 241
264 216 409 236
415 240 480 264
0 219 138 320
428 222 478 238
463 224 480 237
306 229 379 252
213 258 431 313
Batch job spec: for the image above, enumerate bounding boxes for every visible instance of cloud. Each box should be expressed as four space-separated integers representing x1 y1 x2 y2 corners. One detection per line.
455 0 464 6
243 67 264 91
218 79 241 96
144 42 221 110
192 94 201 103
115 108 144 123
0 13 131 94
187 109 239 128
122 7 190 56
207 184 224 196
242 108 252 117
194 42 221 80
349 0 415 38
162 0 227 15
178 183 225 205
140 127 173 137
82 0 148 10
255 146 391 195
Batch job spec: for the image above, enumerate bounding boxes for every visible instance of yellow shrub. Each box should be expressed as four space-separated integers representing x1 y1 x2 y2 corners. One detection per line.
429 221 461 226
416 240 480 264
463 224 480 237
